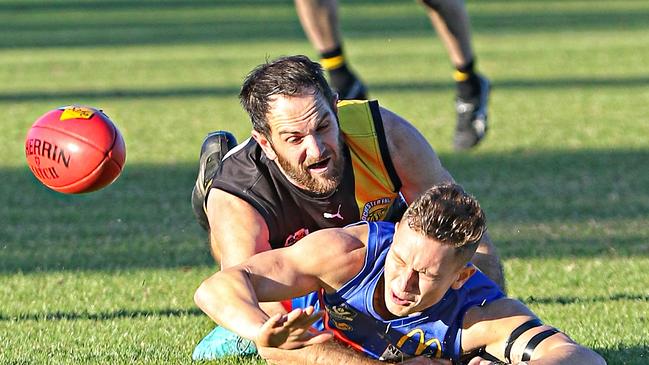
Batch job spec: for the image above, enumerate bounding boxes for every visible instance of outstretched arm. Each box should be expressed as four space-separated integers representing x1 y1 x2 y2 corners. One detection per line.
206 189 289 317
462 298 606 364
380 107 505 290
194 226 368 347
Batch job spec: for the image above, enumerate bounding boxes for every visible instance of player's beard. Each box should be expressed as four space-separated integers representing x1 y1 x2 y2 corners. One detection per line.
274 136 345 195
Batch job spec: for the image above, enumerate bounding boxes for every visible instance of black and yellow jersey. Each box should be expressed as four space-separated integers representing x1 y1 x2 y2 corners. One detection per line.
210 100 402 249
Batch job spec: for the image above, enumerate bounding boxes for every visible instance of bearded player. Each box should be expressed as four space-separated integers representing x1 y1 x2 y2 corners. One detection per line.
190 55 504 360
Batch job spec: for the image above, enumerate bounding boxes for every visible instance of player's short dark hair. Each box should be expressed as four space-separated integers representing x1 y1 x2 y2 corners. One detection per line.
239 55 335 137
404 183 486 262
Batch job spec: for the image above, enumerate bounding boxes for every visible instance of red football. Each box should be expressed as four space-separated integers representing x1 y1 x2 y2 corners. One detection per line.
25 105 126 194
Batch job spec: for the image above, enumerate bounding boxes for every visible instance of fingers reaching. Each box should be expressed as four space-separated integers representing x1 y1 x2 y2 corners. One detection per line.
304 331 334 346
257 307 332 349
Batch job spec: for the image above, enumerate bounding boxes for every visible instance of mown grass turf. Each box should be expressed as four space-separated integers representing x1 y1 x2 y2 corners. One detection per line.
1 0 648 364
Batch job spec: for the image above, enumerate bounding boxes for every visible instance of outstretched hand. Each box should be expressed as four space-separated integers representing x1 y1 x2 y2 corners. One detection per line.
255 306 334 349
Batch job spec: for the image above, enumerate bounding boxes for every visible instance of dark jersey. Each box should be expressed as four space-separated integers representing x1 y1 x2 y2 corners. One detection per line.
210 100 402 249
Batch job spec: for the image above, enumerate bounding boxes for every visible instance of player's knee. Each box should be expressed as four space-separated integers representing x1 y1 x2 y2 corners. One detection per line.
194 282 209 309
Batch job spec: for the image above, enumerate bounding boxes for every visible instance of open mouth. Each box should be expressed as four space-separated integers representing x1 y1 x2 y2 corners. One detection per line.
391 290 414 306
307 157 331 171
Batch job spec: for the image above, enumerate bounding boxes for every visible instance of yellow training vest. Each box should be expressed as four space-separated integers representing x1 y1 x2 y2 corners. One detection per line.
337 100 401 221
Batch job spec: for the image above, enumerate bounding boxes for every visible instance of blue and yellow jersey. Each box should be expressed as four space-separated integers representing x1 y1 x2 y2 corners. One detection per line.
321 221 504 361
338 100 402 221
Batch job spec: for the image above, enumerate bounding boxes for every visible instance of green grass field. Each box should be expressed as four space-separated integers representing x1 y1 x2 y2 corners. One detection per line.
1 0 648 364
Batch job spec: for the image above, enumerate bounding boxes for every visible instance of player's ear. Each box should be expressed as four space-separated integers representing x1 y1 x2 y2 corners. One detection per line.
450 265 476 290
332 93 339 114
252 129 277 161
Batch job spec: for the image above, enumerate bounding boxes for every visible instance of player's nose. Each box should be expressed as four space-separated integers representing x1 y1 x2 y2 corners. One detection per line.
304 134 325 159
396 269 418 293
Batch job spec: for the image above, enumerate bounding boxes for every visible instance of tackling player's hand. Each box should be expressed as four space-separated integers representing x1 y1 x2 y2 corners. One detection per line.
255 306 333 349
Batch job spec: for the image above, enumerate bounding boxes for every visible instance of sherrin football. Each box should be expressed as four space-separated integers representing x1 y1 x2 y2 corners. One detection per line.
25 105 126 194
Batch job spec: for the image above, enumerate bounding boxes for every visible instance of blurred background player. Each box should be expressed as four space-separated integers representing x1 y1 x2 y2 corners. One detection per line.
295 0 490 150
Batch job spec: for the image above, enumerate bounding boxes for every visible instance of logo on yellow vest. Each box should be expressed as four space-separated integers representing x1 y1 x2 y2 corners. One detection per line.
361 197 391 221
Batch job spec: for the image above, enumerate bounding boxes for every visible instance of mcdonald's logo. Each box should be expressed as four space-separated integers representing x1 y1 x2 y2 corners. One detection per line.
396 328 442 357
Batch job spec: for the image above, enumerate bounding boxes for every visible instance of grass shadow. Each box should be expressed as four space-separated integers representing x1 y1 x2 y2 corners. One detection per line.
1 0 647 49
3 76 649 103
596 345 649 365
441 149 649 258
0 307 203 322
1 148 647 272
519 293 649 305
0 86 241 103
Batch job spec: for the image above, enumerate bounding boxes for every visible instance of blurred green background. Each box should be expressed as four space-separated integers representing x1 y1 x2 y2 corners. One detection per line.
1 0 648 363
